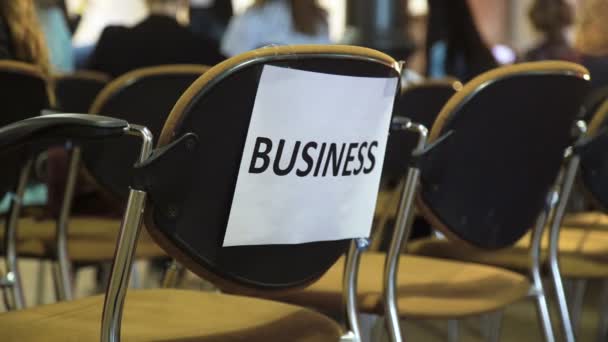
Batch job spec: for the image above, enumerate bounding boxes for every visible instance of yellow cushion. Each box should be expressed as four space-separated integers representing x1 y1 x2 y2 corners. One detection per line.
409 227 608 278
277 253 530 319
0 217 166 261
0 289 341 341
562 211 608 229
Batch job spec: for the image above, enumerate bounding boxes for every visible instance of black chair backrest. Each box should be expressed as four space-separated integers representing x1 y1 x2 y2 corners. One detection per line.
82 65 209 200
144 46 400 295
53 71 111 113
381 79 461 188
579 99 608 209
417 61 590 249
0 61 50 197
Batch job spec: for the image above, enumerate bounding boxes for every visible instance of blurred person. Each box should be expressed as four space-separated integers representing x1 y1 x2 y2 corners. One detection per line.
0 0 50 73
425 0 497 81
87 0 224 77
189 0 233 44
575 0 608 91
221 0 330 57
524 0 576 62
36 0 75 72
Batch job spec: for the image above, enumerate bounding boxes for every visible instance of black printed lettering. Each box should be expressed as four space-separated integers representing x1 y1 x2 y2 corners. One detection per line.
249 137 273 174
342 143 358 176
322 143 346 177
363 141 378 174
273 139 301 176
313 143 327 177
354 142 368 175
296 142 317 177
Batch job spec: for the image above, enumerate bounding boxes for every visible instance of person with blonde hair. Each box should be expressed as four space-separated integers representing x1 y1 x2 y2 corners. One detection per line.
575 0 608 90
0 0 50 73
221 0 330 57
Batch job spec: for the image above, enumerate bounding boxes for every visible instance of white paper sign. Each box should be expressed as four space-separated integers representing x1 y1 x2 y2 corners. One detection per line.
223 65 398 247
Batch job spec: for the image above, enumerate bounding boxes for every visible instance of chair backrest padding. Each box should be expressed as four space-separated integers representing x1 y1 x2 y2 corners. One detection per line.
53 71 111 113
148 45 400 294
418 61 590 249
82 65 209 200
579 99 608 209
381 79 461 188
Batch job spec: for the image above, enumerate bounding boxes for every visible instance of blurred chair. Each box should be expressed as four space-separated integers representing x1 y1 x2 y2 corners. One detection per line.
373 78 461 250
43 65 211 301
0 61 52 311
278 61 589 342
2 65 209 307
410 90 608 341
0 44 404 341
53 71 111 113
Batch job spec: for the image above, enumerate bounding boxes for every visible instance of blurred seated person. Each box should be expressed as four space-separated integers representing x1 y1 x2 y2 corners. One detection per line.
524 0 576 62
0 0 50 72
87 0 224 77
575 0 608 92
221 0 330 57
36 0 75 72
190 0 233 44
425 0 497 82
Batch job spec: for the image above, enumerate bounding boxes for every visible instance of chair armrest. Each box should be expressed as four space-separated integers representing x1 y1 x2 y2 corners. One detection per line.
0 113 129 152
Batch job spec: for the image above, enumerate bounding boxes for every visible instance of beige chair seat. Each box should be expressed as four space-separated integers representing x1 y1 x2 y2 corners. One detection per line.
277 253 530 320
0 289 341 341
409 227 608 279
0 217 165 261
562 211 608 229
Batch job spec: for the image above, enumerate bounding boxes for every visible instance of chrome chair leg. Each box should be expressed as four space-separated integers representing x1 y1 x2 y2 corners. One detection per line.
597 279 608 342
55 146 81 301
162 259 185 288
530 201 556 342
569 279 586 338
383 121 427 342
481 310 503 342
4 159 33 310
548 154 580 342
447 320 459 342
341 238 368 342
35 261 48 305
101 125 153 342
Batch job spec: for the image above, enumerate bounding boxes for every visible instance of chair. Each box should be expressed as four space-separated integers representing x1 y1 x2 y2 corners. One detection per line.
0 45 402 341
0 61 52 310
373 78 461 250
9 65 211 303
278 61 590 342
410 87 608 341
53 71 111 113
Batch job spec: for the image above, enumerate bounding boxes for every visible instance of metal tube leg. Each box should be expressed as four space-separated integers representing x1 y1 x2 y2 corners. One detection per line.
530 206 556 342
569 279 586 338
597 279 608 342
100 189 147 342
162 260 185 288
55 147 81 301
101 125 152 342
447 320 459 342
548 155 580 342
383 122 427 342
4 159 33 310
481 311 503 342
341 239 368 342
35 261 47 305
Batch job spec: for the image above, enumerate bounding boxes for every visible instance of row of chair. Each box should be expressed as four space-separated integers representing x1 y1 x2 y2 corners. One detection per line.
0 45 603 342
